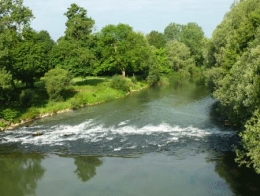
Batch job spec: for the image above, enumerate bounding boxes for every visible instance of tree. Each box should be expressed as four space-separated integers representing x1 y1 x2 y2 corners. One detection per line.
152 47 170 74
95 24 152 77
0 0 34 74
236 110 260 174
41 68 72 101
164 22 205 66
147 31 166 48
204 0 260 174
166 40 195 72
12 28 54 87
164 22 182 41
64 3 94 41
0 68 13 105
180 23 205 66
51 4 95 78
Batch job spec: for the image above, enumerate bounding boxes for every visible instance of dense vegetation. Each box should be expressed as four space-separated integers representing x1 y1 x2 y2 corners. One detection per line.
1 0 260 174
204 0 260 173
0 0 204 129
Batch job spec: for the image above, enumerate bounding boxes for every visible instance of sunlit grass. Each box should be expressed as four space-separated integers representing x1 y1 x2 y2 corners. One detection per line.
16 76 147 122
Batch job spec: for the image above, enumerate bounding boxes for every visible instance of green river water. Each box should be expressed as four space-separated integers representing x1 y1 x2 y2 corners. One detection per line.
0 78 260 196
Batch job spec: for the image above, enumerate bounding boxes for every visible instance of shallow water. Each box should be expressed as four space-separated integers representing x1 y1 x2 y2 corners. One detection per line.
0 78 260 196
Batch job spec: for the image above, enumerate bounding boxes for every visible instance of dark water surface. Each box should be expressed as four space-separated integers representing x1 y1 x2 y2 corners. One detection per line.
1 79 260 196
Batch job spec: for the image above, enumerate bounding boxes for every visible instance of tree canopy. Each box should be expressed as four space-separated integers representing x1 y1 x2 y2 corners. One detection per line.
204 0 260 173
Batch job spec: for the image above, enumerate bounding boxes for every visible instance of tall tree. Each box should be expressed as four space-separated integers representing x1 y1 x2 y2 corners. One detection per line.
166 40 195 72
180 23 205 66
147 31 166 49
0 0 34 84
12 28 54 87
52 3 95 78
204 0 260 174
64 3 94 42
95 24 152 77
164 22 183 41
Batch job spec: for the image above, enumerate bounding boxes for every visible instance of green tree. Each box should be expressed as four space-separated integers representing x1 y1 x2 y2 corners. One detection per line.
64 3 94 41
164 22 183 41
95 24 152 77
0 68 13 105
166 40 195 72
236 110 260 174
12 28 54 87
147 30 166 48
204 0 260 174
51 3 95 78
180 23 205 66
41 68 72 101
152 47 170 74
0 0 33 77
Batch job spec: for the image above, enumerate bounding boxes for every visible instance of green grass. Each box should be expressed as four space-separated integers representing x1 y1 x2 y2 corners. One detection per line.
2 76 147 127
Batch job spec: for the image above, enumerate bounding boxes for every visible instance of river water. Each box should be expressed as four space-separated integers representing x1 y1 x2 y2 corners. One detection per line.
0 78 260 196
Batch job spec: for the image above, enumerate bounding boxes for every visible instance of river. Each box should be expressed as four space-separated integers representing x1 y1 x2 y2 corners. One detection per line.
0 78 260 196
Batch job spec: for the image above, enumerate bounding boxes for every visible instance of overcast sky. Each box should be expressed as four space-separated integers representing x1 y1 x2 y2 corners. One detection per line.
23 0 234 41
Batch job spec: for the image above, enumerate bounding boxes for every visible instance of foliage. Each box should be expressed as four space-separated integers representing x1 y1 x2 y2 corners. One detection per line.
164 22 205 66
51 3 96 78
146 30 167 48
41 68 72 101
166 40 195 72
147 62 160 86
19 89 34 108
0 68 13 104
204 0 260 173
236 110 260 174
164 22 182 41
0 0 34 83
110 75 130 92
94 24 152 77
12 29 54 87
1 108 18 122
64 3 94 41
22 107 40 119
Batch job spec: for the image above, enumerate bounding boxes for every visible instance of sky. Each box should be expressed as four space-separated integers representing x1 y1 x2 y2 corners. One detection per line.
23 0 234 41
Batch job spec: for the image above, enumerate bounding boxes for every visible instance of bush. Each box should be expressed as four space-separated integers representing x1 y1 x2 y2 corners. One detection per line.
41 68 72 102
19 89 34 108
110 75 130 92
131 75 137 84
1 108 18 122
147 65 160 86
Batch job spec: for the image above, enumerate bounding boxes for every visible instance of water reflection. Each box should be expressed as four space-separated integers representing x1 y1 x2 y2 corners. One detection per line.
0 147 45 196
73 156 102 182
208 152 260 196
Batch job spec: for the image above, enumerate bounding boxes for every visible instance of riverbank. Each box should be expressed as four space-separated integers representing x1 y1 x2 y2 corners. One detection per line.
0 76 148 131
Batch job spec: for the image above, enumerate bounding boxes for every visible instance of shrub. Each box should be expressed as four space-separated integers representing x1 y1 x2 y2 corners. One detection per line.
1 108 18 122
147 64 160 86
110 75 130 92
19 89 34 108
41 68 72 102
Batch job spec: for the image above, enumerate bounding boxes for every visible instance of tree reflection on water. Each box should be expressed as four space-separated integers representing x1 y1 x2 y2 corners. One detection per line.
73 156 102 182
0 147 45 196
208 152 260 196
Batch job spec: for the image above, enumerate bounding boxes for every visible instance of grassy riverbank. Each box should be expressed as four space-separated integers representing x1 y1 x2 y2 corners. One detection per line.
0 76 147 130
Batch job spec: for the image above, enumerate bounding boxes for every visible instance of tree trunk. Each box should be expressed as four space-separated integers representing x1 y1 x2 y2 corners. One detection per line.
121 68 126 78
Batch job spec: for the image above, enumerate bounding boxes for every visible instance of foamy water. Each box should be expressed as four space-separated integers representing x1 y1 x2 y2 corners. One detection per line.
0 119 236 155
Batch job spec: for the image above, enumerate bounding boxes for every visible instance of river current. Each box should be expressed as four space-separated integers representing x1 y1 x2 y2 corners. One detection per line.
0 78 259 196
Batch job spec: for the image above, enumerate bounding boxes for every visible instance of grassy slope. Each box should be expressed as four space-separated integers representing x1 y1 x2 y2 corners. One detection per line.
0 76 147 129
